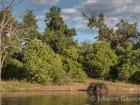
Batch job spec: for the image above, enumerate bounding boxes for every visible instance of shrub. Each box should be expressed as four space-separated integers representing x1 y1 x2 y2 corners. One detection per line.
23 39 66 84
129 71 140 84
2 58 25 80
62 47 87 81
83 41 118 79
118 49 140 81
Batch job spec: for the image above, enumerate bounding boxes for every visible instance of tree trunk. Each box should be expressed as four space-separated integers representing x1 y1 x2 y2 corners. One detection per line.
0 93 1 105
0 29 2 82
0 62 1 82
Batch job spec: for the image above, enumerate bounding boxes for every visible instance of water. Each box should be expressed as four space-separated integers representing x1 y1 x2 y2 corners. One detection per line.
1 91 140 105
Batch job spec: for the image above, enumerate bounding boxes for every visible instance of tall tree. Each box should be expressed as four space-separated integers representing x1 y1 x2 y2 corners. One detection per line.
22 10 40 39
0 0 24 82
0 7 20 82
88 14 139 48
43 6 76 53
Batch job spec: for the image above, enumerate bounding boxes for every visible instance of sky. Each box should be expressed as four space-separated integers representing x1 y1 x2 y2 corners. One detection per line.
1 0 140 42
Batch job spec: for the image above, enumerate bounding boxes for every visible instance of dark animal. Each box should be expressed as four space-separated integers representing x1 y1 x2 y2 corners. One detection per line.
87 82 108 92
87 82 108 102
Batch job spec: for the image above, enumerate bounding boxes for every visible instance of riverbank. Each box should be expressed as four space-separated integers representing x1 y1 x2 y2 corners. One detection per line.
1 80 140 94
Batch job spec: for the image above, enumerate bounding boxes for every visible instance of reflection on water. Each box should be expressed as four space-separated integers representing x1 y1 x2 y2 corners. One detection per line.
87 90 108 102
1 91 140 105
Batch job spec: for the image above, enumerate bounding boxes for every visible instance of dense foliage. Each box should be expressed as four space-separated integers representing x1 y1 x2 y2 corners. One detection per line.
1 6 140 84
43 6 76 53
23 39 66 84
88 14 139 48
62 46 87 81
82 41 117 79
22 10 40 39
118 49 140 81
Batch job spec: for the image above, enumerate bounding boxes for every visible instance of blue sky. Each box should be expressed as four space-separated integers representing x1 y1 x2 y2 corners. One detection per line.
2 0 140 42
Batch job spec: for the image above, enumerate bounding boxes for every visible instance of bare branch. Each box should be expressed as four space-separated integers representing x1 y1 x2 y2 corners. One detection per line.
3 14 12 26
0 10 6 26
0 0 24 82
1 52 7 69
1 0 24 10
9 18 15 34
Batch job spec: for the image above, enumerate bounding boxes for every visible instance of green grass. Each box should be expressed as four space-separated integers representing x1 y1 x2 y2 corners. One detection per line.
1 81 42 92
1 79 139 92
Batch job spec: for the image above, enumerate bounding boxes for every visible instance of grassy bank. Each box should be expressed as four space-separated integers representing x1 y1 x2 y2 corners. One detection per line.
1 81 42 92
1 80 140 94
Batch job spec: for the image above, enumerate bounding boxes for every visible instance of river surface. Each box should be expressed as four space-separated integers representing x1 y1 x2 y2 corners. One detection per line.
1 91 140 105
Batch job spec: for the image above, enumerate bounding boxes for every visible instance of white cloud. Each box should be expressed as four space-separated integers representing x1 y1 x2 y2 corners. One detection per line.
61 8 79 14
61 8 88 30
36 15 45 21
75 24 88 30
69 16 88 30
35 0 140 35
62 15 70 21
66 0 140 31
31 0 59 5
82 0 98 5
61 8 81 21
105 17 120 29
36 15 46 33
77 0 140 17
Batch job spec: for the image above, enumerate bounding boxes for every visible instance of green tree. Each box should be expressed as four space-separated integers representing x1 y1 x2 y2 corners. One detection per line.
0 7 21 81
62 46 87 81
134 38 140 49
108 41 133 81
2 58 25 80
129 71 140 84
88 14 139 48
22 10 40 39
117 49 140 81
115 42 133 56
83 41 117 79
43 6 76 53
23 39 66 84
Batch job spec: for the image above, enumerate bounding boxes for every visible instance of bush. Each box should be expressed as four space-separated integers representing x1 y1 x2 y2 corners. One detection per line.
118 49 140 81
129 71 140 84
2 58 25 80
23 39 66 84
62 47 87 81
83 41 118 79
63 58 87 81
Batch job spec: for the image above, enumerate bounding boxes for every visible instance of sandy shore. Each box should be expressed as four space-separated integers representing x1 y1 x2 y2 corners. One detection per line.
1 80 140 94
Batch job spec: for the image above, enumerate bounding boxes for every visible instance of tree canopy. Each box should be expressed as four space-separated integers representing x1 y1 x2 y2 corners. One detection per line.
22 10 40 39
88 14 139 48
43 6 76 53
1 4 140 85
23 39 66 84
82 41 117 79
